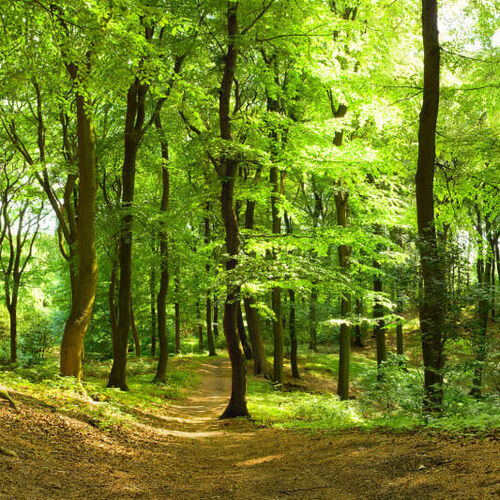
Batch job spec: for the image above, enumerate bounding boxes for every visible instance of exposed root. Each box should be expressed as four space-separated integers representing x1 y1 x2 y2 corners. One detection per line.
0 445 17 458
0 389 19 413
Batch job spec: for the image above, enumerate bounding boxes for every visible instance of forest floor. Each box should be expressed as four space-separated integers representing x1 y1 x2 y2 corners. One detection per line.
1 356 499 499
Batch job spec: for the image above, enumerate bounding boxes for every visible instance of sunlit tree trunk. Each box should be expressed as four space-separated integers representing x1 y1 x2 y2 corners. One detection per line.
60 58 98 379
218 1 249 418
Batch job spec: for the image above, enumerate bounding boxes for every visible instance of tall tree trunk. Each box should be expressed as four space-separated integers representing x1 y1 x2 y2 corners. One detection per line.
154 111 170 382
309 288 318 351
60 71 98 379
243 198 269 376
130 298 141 357
471 256 491 398
206 294 216 356
237 300 253 360
336 192 352 400
396 294 404 356
289 289 299 378
270 155 283 387
471 231 492 398
416 0 445 411
213 298 219 338
373 261 387 376
109 249 120 363
490 235 497 321
175 274 181 355
8 296 17 364
108 78 147 390
196 298 203 351
204 207 216 356
150 257 157 357
353 298 364 347
217 0 248 419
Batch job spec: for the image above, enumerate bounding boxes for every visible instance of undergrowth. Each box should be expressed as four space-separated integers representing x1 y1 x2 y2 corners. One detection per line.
0 354 204 430
247 351 500 434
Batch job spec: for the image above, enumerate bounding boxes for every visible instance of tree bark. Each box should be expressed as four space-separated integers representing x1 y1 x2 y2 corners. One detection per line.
336 192 352 401
175 274 181 354
60 63 98 379
353 298 364 348
237 300 253 360
373 261 387 376
154 110 170 383
108 76 148 390
205 207 216 356
396 293 404 356
218 0 249 418
415 0 445 411
243 198 269 376
289 289 299 378
130 298 141 357
269 121 283 387
150 256 157 357
213 297 219 339
196 298 204 351
309 288 318 351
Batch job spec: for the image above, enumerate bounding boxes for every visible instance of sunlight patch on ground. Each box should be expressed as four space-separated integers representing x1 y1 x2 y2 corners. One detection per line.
236 454 283 467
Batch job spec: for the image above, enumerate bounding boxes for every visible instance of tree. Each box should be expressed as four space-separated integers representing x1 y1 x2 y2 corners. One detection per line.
415 0 446 411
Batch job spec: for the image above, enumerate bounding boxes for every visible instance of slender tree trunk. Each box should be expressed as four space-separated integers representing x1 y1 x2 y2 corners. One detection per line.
211 1 249 417
109 252 120 370
206 294 216 356
267 83 284 387
8 298 17 364
60 76 98 379
196 298 203 351
108 78 147 390
237 300 253 360
416 0 445 411
150 259 157 357
373 262 387 377
289 289 299 378
130 298 141 357
471 243 492 398
336 192 352 401
309 288 318 351
220 178 248 417
174 273 181 354
490 236 497 321
154 112 170 382
243 198 269 376
353 298 364 348
217 1 249 418
204 208 216 356
213 298 219 338
396 296 404 356
270 159 283 386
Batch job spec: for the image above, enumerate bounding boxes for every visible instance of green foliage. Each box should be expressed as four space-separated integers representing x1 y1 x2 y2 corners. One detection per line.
247 351 500 433
0 355 202 429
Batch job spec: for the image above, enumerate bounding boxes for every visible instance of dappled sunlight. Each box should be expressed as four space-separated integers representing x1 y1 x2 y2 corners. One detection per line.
236 454 283 467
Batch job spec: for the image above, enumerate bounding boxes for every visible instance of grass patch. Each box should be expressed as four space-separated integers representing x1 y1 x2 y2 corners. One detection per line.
0 354 204 430
247 351 500 434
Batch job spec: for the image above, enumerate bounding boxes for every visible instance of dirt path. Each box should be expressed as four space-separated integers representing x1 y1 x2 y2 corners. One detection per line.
1 357 499 499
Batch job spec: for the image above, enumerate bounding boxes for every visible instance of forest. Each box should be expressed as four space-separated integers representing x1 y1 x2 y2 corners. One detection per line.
0 0 499 498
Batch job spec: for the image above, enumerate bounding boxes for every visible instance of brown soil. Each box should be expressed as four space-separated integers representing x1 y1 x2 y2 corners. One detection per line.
1 357 499 499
